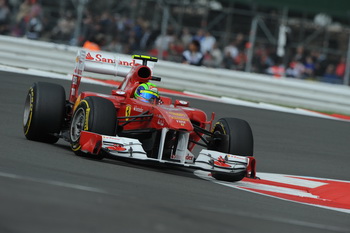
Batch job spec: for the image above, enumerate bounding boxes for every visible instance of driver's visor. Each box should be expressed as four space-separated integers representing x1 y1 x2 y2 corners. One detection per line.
139 90 159 104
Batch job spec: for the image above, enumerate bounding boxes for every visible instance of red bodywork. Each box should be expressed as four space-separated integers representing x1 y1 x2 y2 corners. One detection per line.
69 57 212 153
66 51 257 179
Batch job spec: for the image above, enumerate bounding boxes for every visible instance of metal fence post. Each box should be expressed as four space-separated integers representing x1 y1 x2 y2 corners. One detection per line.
71 0 88 46
344 33 350 86
158 2 169 60
245 15 258 73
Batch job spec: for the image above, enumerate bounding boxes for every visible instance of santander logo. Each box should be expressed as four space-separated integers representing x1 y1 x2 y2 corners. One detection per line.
85 52 140 66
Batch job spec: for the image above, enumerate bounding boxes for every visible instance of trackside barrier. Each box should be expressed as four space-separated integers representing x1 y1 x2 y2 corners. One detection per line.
1 35 350 114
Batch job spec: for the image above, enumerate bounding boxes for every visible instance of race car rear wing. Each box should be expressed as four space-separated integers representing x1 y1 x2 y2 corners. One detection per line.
77 50 156 76
69 50 157 103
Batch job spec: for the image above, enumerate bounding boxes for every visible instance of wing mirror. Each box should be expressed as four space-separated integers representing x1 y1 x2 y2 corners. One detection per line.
174 100 189 107
112 90 126 97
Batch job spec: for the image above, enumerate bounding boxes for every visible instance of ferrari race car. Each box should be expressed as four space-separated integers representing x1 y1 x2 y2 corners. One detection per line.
23 50 256 182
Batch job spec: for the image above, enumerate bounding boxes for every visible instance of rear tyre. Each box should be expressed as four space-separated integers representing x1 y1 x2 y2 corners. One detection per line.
23 82 66 143
209 118 254 182
70 96 117 160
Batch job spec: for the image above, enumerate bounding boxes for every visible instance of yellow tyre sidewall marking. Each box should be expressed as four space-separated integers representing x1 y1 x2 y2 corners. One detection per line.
71 99 90 151
82 100 91 131
213 121 227 135
72 144 82 152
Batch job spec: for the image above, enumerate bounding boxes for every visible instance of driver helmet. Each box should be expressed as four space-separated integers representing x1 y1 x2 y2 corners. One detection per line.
134 82 159 104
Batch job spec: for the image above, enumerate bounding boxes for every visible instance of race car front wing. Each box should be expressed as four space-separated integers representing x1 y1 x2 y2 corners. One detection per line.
79 131 256 179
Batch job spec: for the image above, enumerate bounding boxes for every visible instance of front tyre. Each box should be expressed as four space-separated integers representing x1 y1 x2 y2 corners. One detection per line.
210 118 253 156
209 118 254 182
23 82 66 143
70 96 117 159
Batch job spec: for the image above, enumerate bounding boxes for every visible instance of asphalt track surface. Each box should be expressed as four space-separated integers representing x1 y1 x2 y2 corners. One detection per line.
0 71 349 233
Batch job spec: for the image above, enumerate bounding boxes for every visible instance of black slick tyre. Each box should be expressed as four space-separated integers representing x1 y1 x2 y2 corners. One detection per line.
210 118 254 156
70 96 117 160
209 118 254 182
23 82 66 143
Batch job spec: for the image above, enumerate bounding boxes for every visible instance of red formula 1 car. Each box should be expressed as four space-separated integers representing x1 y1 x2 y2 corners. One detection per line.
23 50 256 182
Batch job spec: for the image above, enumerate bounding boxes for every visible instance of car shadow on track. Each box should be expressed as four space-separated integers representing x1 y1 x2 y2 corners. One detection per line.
106 157 202 180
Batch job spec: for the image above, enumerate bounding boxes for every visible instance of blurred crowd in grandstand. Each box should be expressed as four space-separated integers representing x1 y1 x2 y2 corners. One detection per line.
0 0 346 84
